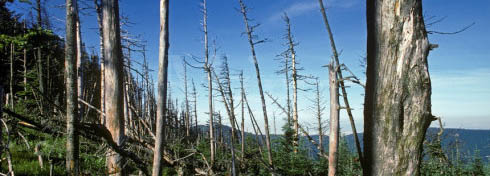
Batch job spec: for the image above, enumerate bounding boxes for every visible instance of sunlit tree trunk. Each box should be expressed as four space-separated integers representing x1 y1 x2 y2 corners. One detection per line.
102 0 125 174
152 0 169 175
65 0 79 174
201 0 215 164
75 1 84 122
363 0 433 175
327 63 339 176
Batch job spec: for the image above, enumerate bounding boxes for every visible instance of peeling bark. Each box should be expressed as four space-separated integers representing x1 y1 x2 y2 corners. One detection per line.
101 0 126 174
364 0 432 175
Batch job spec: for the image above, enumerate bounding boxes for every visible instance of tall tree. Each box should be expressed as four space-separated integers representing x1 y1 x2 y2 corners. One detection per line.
282 13 300 152
102 0 125 174
363 0 433 175
65 0 79 174
152 0 170 175
238 0 274 168
201 0 215 164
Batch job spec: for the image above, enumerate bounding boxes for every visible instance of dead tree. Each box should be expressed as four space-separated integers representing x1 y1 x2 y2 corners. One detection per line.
282 13 301 153
363 0 433 175
191 79 198 134
183 62 190 137
65 0 79 174
152 0 170 174
327 62 339 176
102 0 126 174
317 0 363 168
311 77 325 155
75 1 84 123
201 0 216 164
238 0 274 167
239 71 245 159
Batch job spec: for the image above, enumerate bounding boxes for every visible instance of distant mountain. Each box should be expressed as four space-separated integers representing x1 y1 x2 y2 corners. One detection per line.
308 128 490 162
197 124 490 162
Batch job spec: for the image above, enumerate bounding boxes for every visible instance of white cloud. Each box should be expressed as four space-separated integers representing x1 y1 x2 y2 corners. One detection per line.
267 0 359 22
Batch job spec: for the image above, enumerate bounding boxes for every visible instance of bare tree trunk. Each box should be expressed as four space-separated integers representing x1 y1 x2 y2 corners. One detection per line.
283 14 300 153
314 78 324 155
65 0 79 174
317 0 363 167
183 63 190 137
152 0 169 175
327 63 339 176
363 0 432 175
94 0 105 125
192 80 198 135
75 1 84 123
284 57 291 126
239 72 245 159
201 0 215 164
102 0 125 174
238 0 274 168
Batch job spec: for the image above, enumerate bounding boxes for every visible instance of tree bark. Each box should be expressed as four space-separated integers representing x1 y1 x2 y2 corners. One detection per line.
101 0 125 174
363 0 432 175
152 0 170 175
327 63 339 176
65 0 79 174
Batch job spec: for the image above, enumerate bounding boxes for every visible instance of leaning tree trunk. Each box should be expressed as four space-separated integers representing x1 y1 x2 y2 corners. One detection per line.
65 0 79 174
363 0 432 175
152 0 169 175
102 0 125 175
238 0 274 167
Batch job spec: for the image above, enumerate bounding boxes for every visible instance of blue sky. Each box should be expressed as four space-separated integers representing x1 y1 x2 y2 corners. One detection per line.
8 0 490 134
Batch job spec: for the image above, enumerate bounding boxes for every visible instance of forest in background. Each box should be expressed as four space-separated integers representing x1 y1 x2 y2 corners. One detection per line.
0 0 489 175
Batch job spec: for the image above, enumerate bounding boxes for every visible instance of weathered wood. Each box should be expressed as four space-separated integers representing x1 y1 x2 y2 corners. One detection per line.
102 0 125 174
152 0 170 175
201 0 215 164
363 0 432 175
65 0 79 174
327 63 339 176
